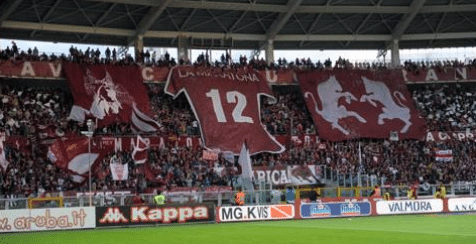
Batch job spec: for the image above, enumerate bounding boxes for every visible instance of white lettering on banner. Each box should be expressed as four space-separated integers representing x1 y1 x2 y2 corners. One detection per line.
130 137 150 150
253 165 321 186
130 206 208 223
115 138 122 152
178 70 259 82
426 131 476 142
439 132 449 141
254 170 291 185
142 67 154 81
218 205 294 222
376 199 443 215
76 191 130 206
21 62 36 77
426 69 438 81
448 198 476 212
48 63 62 78
401 69 408 82
455 68 467 80
0 207 95 232
265 70 278 83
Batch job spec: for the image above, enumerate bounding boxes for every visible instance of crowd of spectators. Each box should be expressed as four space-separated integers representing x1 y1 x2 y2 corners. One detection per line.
5 41 476 70
3 42 476 197
2 80 476 197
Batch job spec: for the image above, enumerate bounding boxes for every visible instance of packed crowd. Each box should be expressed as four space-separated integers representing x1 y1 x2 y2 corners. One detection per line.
3 42 476 196
1 79 476 196
412 83 476 131
5 41 476 70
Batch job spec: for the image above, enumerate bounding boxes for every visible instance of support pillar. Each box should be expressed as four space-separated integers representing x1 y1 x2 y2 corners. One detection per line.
391 39 400 67
134 35 144 63
178 36 190 63
265 40 274 65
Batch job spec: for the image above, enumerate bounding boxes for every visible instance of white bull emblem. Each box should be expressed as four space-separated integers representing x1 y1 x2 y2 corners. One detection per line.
360 77 412 133
89 71 123 119
305 75 366 135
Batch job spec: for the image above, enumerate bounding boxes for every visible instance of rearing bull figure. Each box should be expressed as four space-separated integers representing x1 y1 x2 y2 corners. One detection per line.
305 75 366 135
360 77 412 133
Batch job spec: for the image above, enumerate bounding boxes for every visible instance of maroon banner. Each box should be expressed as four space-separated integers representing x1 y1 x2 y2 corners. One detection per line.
64 63 160 132
298 70 427 141
402 67 476 83
0 60 63 79
259 69 296 84
140 66 170 82
426 131 476 142
47 136 107 183
165 66 285 154
4 60 476 84
0 60 170 82
98 135 202 152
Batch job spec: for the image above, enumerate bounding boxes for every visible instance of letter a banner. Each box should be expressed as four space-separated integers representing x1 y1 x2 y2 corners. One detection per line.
297 70 426 141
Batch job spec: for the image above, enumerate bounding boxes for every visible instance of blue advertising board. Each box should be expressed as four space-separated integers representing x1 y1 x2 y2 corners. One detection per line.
300 201 371 218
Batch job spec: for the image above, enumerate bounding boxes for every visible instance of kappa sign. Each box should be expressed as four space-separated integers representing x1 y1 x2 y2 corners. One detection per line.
218 204 294 222
96 203 214 227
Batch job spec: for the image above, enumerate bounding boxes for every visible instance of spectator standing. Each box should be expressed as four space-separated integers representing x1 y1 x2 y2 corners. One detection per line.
105 47 111 60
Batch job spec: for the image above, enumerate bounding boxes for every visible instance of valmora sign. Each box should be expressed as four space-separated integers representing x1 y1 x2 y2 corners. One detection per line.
376 199 443 215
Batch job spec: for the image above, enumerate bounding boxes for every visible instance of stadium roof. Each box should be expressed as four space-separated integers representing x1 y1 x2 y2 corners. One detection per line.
1 0 476 50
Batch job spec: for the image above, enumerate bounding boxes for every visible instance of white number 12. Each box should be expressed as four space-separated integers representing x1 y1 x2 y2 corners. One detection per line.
206 89 254 123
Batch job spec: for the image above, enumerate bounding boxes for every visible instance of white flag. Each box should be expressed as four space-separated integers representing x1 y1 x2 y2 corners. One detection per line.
110 163 129 181
0 135 9 173
132 135 149 164
238 142 252 179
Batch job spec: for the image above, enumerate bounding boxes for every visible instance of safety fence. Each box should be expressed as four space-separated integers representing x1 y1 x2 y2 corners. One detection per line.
1 196 476 233
0 182 475 210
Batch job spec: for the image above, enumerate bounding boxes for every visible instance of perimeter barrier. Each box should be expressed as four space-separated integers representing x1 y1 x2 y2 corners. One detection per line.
1 189 476 232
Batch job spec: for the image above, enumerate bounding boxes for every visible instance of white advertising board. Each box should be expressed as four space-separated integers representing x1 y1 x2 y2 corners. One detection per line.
218 205 294 222
376 199 443 215
448 198 476 212
0 207 96 232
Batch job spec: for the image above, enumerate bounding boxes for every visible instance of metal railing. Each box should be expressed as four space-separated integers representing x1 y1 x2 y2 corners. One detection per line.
1 182 475 210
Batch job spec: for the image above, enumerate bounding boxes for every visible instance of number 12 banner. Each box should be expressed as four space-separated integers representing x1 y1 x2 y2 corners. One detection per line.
165 66 284 155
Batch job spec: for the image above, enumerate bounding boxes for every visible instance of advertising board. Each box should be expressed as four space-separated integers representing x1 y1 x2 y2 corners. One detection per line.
376 199 443 215
96 203 215 227
448 198 476 212
300 200 371 219
217 204 294 222
0 207 95 232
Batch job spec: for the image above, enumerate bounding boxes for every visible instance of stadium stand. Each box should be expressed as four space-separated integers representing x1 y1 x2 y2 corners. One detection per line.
2 42 476 199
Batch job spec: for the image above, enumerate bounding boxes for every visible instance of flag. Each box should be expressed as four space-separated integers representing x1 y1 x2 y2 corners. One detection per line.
0 134 9 173
64 63 161 133
47 137 103 183
435 150 453 162
110 162 129 181
238 142 252 179
238 142 254 191
132 135 149 164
